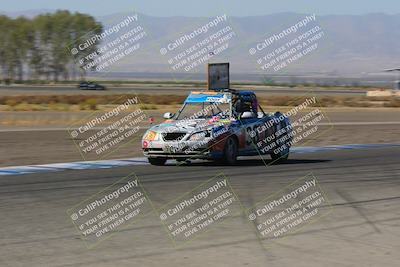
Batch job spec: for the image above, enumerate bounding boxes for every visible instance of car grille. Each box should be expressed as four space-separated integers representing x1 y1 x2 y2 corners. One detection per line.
162 132 186 141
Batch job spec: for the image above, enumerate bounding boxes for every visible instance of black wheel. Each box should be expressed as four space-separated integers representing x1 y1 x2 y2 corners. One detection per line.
222 137 238 165
148 158 167 166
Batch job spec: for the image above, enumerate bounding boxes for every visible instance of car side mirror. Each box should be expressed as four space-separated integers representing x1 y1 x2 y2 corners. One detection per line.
241 111 254 119
163 112 174 119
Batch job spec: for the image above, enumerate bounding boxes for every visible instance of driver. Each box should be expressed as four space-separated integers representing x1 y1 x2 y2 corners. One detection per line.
234 99 256 119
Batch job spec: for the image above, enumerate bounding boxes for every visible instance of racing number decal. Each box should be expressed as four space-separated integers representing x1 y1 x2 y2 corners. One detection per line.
245 123 264 147
245 120 277 152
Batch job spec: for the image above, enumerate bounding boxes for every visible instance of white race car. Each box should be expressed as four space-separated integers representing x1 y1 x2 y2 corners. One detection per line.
142 90 292 165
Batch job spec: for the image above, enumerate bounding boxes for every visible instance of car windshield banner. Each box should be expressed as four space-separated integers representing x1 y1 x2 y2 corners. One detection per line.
184 92 232 104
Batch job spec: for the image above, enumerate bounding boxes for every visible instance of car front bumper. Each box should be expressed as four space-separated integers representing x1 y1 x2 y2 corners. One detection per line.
142 139 220 159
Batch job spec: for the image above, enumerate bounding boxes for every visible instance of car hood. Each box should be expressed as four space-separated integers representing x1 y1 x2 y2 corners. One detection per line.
149 118 232 134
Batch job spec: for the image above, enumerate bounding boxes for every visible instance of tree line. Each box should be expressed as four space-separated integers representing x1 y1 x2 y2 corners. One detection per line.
0 10 103 83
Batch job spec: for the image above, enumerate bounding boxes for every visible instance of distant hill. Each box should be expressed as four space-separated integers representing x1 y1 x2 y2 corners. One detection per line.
0 9 55 18
3 10 400 75
95 12 400 75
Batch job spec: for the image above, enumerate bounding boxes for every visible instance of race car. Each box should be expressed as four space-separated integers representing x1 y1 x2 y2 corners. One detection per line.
142 90 292 165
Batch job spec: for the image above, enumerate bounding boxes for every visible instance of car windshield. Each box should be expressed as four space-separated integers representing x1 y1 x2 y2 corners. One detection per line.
176 102 231 120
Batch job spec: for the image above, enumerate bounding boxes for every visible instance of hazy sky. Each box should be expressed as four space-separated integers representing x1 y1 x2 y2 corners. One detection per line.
1 0 400 17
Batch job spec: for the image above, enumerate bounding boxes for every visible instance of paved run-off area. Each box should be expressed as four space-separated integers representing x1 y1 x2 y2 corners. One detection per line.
0 147 399 266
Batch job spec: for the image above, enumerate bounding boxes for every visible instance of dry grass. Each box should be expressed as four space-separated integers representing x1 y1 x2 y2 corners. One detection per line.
0 94 399 111
259 95 399 108
383 98 400 108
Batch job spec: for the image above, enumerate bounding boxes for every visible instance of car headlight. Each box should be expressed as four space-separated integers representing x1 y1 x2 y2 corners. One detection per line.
189 130 211 141
143 130 159 141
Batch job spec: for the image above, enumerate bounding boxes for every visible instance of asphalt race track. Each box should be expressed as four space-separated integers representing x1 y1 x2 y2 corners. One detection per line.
1 146 399 266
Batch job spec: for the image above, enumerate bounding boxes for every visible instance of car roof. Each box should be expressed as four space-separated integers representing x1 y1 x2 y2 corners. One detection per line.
237 91 255 96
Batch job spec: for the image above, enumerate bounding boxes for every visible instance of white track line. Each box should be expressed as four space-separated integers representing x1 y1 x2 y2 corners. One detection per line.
1 143 400 176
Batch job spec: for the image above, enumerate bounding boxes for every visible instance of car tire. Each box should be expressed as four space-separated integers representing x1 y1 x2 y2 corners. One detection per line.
222 137 238 165
148 158 167 166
